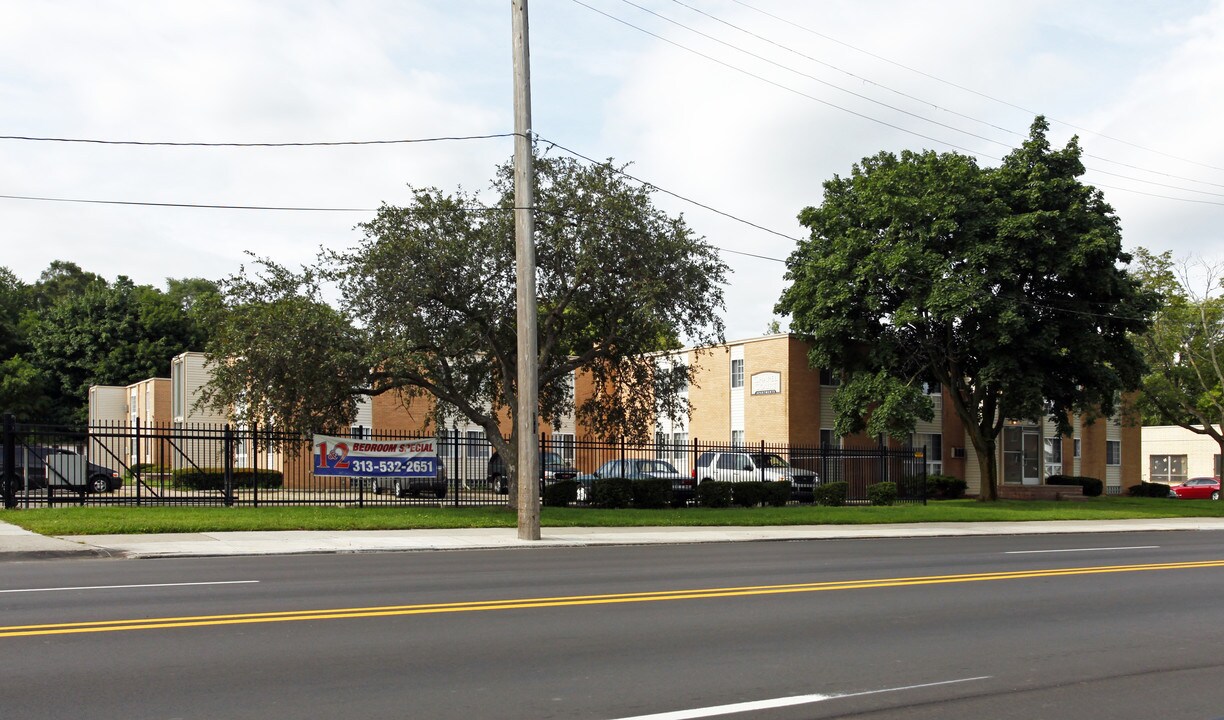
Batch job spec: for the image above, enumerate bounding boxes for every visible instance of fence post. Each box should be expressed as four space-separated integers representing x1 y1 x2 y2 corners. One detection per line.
2 413 15 509
922 444 929 505
251 423 259 508
134 417 142 506
760 440 766 482
452 429 460 507
223 424 234 507
539 432 547 502
355 425 364 508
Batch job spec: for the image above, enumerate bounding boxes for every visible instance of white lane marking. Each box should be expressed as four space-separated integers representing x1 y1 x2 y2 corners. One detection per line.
1004 546 1159 555
0 581 259 594
607 676 991 720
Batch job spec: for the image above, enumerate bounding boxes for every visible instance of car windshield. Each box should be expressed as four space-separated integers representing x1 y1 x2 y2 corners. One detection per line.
749 453 790 468
542 452 564 466
635 460 677 474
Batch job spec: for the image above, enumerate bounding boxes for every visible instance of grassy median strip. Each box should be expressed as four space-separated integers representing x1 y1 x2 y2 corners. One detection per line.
3 497 1224 536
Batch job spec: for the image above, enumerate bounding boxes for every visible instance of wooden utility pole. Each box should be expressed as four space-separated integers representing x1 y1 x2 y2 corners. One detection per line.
511 0 540 540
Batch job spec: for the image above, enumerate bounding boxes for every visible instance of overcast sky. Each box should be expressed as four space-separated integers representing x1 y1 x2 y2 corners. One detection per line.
3 0 1222 340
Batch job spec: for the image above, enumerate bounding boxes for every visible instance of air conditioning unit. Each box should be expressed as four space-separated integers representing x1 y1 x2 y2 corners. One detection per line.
951 447 966 459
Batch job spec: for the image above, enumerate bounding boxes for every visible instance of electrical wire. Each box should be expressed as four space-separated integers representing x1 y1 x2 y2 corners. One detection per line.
729 0 1224 175
0 133 517 147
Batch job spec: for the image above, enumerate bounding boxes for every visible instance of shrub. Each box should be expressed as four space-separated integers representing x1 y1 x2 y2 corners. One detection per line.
543 479 578 507
813 481 848 507
926 474 967 500
764 481 791 507
171 468 284 491
631 478 673 509
1127 482 1171 498
123 463 166 480
697 480 733 508
1046 475 1104 497
732 482 766 507
867 481 898 506
591 477 634 508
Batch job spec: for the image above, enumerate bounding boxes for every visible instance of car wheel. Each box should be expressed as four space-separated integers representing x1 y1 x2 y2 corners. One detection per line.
1213 490 1220 501
394 480 406 499
371 480 383 495
89 475 111 494
434 489 446 499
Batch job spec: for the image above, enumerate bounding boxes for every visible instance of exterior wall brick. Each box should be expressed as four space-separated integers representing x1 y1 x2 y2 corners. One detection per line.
689 346 731 443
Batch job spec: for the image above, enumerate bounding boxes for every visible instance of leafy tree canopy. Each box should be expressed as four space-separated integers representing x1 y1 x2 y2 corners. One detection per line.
203 154 728 496
776 118 1157 499
1132 249 1224 451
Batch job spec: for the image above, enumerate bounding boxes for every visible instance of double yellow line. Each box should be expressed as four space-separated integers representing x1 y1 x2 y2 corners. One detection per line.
5 559 1223 639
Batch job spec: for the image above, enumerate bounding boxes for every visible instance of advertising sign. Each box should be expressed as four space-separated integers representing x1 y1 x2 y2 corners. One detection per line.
313 435 438 478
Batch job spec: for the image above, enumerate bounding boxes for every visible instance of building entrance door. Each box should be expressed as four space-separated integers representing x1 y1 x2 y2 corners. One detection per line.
1003 426 1042 485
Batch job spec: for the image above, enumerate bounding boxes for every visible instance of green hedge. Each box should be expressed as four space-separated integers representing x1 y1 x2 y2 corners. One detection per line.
591 477 634 508
1128 482 1171 498
730 481 791 507
1046 475 1104 497
631 478 674 509
926 474 967 500
123 463 166 480
867 481 898 506
543 479 578 507
171 468 284 491
813 481 848 507
697 481 733 508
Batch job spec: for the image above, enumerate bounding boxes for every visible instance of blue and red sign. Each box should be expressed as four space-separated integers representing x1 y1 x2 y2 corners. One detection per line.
313 435 438 478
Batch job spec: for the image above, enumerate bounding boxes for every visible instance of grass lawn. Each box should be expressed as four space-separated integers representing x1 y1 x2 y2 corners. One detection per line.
3 497 1224 536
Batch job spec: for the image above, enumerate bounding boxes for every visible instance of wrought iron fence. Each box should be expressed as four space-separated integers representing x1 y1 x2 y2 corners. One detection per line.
1 416 926 508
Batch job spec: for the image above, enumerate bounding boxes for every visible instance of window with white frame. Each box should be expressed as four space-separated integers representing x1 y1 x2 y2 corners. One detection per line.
730 358 744 389
655 431 669 459
1106 440 1121 466
914 432 942 475
819 368 840 386
672 432 688 461
1043 437 1063 478
551 433 575 464
1149 454 1187 485
820 428 840 449
466 430 487 458
731 430 744 447
1073 438 1081 458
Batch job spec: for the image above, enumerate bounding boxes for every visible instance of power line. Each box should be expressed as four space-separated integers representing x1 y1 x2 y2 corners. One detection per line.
0 133 517 147
729 0 1224 175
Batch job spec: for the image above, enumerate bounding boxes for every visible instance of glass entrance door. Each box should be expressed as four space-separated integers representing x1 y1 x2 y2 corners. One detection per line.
1003 426 1042 485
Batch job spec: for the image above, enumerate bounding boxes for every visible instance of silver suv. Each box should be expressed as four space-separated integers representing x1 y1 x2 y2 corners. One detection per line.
693 451 817 500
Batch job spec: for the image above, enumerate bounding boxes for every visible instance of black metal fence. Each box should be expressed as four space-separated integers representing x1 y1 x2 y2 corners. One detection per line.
1 416 926 508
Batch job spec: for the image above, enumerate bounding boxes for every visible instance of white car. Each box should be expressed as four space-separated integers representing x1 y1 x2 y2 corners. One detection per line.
693 451 817 499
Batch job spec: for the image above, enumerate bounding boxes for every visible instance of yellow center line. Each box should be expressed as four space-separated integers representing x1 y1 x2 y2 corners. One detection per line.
4 559 1223 638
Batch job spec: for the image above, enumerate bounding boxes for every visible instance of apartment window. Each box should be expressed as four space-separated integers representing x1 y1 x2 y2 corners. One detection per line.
820 429 840 449
819 368 841 386
655 431 669 459
1149 454 1187 485
1217 455 1223 478
731 358 744 389
551 433 575 464
922 381 941 395
1073 438 1081 459
466 430 487 458
914 432 942 476
1106 440 1121 466
672 432 688 461
1043 437 1063 478
438 429 458 460
350 424 369 440
731 430 744 447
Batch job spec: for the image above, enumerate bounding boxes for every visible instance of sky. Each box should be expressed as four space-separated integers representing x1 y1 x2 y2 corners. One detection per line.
2 0 1223 341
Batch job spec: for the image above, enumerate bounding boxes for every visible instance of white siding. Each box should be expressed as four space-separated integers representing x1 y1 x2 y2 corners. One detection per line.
1142 425 1223 481
729 345 744 441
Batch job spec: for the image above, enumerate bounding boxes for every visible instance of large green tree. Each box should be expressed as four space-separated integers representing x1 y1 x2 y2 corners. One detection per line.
27 274 220 423
202 155 728 501
776 118 1156 500
1133 249 1224 471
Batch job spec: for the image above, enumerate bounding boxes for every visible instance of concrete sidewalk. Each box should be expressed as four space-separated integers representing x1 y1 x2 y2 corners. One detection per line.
5 517 1224 560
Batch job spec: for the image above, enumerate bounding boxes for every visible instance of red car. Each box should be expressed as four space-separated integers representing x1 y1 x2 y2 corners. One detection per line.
1170 477 1221 500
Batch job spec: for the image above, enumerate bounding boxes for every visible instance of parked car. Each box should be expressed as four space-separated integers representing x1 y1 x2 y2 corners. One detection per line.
2 446 122 493
486 451 579 494
693 450 818 500
1169 476 1221 500
370 463 448 499
575 458 696 504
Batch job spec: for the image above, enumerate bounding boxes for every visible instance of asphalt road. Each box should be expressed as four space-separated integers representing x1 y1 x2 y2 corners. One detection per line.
5 531 1224 720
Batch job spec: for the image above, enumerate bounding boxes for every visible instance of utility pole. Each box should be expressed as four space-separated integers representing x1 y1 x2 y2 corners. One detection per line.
511 0 540 540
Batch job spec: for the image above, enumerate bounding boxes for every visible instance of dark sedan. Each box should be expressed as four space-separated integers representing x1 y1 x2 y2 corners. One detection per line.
575 458 696 504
